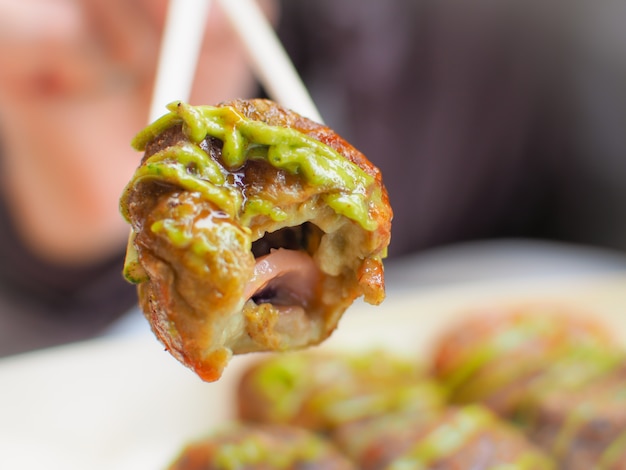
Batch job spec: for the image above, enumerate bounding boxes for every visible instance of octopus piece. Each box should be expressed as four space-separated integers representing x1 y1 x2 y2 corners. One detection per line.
119 99 392 381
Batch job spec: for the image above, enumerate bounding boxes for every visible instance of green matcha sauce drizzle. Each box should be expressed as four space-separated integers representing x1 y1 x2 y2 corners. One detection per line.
120 101 383 283
127 101 380 231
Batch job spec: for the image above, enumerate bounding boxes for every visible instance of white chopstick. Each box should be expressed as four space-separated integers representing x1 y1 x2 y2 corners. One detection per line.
132 0 212 258
217 0 324 124
148 0 212 122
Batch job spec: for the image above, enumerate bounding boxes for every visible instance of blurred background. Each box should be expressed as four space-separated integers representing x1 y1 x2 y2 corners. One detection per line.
0 0 625 356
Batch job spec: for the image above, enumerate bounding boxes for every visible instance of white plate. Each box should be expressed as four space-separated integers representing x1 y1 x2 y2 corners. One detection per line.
2 274 626 470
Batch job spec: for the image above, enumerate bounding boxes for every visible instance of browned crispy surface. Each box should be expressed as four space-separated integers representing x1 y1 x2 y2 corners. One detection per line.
168 423 355 470
236 350 444 433
431 304 615 414
122 99 392 381
332 406 554 470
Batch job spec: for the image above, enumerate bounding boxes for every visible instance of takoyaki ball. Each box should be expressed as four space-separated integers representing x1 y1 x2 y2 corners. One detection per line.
237 350 445 432
332 405 555 470
431 303 615 415
514 360 626 469
120 99 392 382
167 422 355 470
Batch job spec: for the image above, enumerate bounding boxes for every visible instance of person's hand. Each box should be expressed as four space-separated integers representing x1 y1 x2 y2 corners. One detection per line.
0 0 267 265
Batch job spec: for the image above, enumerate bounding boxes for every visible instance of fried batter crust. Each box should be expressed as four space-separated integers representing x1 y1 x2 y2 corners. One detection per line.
122 99 392 381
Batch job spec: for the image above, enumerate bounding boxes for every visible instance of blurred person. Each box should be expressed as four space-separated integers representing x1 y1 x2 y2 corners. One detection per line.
1 0 625 355
0 0 270 355
277 0 626 258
